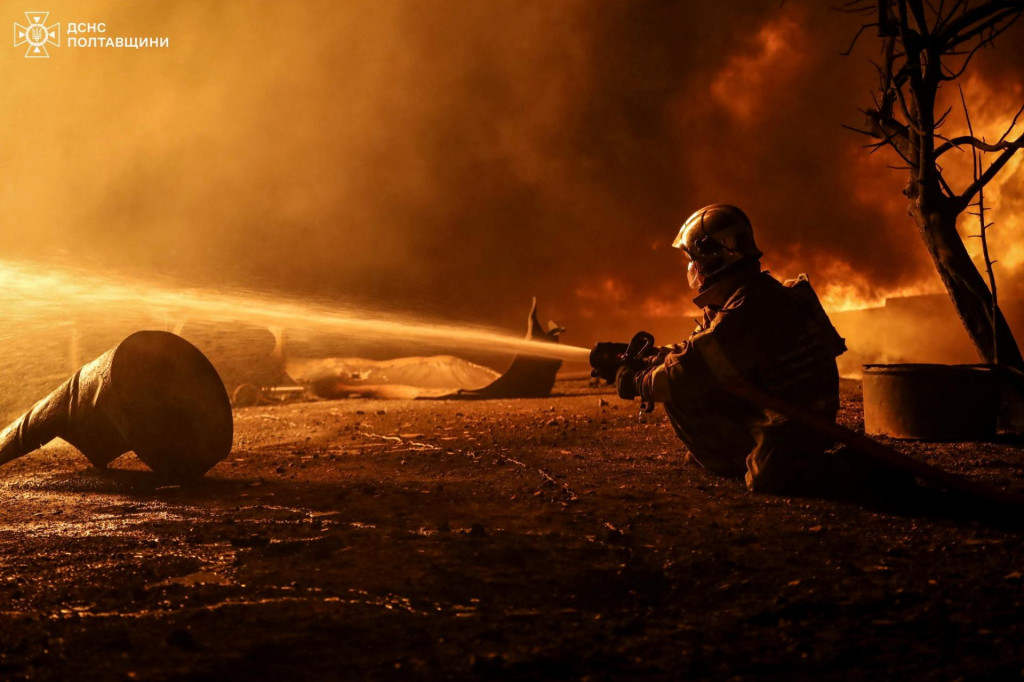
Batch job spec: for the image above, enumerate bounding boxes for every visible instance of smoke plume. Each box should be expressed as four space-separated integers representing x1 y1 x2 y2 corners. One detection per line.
2 0 1023 349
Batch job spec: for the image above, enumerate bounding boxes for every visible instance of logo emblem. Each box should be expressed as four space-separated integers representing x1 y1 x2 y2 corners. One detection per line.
14 12 59 58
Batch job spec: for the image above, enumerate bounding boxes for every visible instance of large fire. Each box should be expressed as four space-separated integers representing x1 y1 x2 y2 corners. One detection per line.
1 1 1022 371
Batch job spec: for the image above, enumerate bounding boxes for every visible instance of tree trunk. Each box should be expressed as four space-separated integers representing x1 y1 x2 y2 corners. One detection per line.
912 202 1024 372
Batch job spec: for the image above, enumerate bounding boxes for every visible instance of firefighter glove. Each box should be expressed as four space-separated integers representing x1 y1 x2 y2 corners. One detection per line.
615 366 639 400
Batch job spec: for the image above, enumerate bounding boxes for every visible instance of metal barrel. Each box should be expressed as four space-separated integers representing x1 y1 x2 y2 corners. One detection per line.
862 363 998 440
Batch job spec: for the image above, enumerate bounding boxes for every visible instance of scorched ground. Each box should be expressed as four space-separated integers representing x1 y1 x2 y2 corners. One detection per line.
0 379 1021 680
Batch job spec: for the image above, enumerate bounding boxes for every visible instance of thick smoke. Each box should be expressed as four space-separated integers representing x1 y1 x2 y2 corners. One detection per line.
2 0 1023 347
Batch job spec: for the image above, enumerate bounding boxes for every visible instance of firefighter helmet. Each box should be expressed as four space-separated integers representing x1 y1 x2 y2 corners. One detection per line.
673 204 762 290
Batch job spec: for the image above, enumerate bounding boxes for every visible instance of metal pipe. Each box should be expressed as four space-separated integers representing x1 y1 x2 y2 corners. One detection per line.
0 331 232 480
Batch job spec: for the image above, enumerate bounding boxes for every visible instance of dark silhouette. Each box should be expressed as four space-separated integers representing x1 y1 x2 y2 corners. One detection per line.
843 0 1024 370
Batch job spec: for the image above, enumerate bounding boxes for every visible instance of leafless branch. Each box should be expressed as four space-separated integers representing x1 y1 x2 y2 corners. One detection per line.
940 0 1017 32
893 81 918 129
962 84 1001 361
933 0 968 33
959 134 1024 209
997 102 1024 144
864 109 919 166
940 11 1022 80
842 123 877 136
935 165 956 198
934 135 1024 157
845 0 1024 368
833 0 879 16
950 6 1021 46
842 22 880 53
939 41 985 80
907 0 931 35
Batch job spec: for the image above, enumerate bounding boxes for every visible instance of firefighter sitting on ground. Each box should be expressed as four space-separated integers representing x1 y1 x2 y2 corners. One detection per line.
610 204 849 494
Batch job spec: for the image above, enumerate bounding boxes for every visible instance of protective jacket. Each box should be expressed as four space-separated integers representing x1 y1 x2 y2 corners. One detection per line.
634 269 846 493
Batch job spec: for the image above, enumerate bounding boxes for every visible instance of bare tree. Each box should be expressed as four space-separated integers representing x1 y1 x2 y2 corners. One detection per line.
843 0 1024 370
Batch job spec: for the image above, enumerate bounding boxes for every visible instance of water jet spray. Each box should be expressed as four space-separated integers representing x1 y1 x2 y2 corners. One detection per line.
0 259 592 364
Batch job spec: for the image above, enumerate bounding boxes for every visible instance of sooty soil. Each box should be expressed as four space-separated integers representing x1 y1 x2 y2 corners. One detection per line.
0 379 1021 680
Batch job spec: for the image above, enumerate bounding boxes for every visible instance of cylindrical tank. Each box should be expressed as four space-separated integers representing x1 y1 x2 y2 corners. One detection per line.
862 363 998 440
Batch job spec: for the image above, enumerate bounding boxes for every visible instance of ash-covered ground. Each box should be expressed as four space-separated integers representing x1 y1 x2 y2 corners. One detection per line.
0 379 1022 680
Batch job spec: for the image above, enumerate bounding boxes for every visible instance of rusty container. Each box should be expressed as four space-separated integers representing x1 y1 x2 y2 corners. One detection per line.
862 363 998 440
